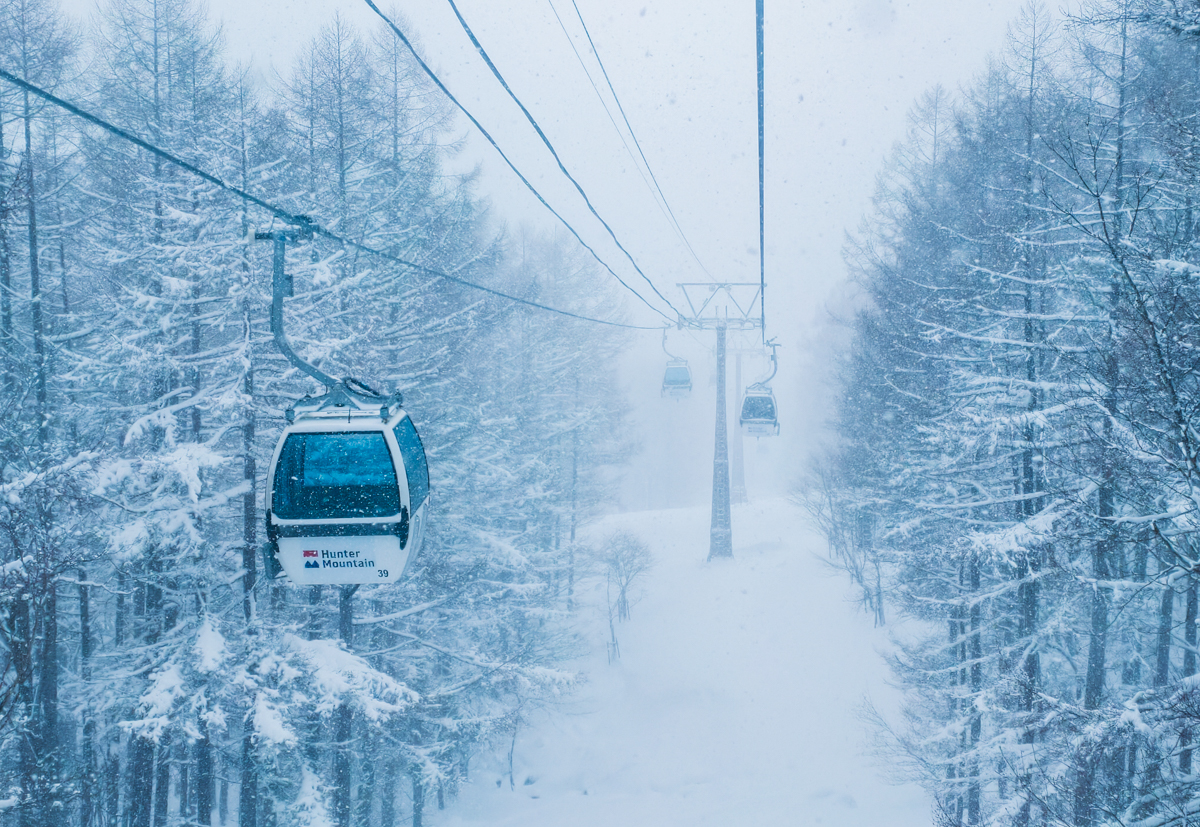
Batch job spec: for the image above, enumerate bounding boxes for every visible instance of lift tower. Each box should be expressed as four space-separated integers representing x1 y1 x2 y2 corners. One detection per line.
677 283 763 560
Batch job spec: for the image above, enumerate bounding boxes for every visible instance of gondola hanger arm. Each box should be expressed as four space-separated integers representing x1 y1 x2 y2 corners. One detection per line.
749 338 779 388
255 217 341 391
662 327 684 362
763 339 779 384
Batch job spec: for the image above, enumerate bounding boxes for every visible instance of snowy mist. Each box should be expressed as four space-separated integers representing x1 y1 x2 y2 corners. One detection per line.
10 1 1187 827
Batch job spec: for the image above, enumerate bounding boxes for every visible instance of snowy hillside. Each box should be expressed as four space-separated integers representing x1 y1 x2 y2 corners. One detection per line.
434 498 930 827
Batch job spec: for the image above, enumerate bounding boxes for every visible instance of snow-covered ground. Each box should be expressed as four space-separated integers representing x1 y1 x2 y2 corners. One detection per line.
433 498 930 827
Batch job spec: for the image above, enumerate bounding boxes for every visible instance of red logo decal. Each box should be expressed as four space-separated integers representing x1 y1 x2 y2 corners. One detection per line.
302 550 319 558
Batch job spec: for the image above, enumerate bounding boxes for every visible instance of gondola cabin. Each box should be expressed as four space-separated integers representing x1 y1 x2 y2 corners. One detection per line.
662 360 692 398
266 385 429 585
739 385 779 436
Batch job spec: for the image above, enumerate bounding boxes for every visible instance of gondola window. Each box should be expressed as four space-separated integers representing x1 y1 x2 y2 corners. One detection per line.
274 431 401 519
742 396 776 420
664 366 690 385
393 417 430 508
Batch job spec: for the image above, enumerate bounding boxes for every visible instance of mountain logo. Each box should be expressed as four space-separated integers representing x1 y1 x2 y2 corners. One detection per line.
304 560 320 569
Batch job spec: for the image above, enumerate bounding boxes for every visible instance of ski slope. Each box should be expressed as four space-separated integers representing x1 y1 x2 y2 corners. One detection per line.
434 498 930 827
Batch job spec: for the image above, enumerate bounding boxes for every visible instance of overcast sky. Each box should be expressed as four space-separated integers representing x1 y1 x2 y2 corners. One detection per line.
175 0 1035 321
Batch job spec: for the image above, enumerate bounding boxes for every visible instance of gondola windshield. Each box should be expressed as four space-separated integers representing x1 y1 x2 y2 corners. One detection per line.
741 395 776 421
664 366 691 386
274 431 401 520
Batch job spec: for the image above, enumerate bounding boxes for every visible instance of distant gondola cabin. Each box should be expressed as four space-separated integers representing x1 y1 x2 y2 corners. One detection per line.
739 387 779 436
662 361 692 398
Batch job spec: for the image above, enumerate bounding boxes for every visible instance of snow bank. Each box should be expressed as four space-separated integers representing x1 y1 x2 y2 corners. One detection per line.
434 498 929 827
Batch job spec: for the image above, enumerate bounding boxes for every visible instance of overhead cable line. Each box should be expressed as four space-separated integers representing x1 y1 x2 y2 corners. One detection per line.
435 0 685 318
542 0 660 214
0 67 660 332
561 0 716 280
756 0 767 341
360 0 673 324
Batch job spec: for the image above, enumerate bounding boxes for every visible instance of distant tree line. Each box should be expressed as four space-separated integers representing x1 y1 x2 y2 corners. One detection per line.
812 1 1200 825
0 0 630 825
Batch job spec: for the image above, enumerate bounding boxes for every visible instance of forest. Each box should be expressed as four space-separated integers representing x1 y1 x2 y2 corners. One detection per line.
815 1 1200 825
0 0 633 825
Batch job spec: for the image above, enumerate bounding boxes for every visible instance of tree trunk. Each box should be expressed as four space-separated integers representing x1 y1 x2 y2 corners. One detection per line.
1077 15 1128 823
1137 565 1176 816
153 735 170 827
80 569 96 827
334 705 353 827
1155 576 1172 688
967 552 981 827
195 719 214 827
220 775 230 826
356 732 376 827
37 572 59 827
104 739 120 827
238 715 257 827
1181 577 1198 774
948 569 965 827
1076 537 1110 826
129 736 155 827
0 92 13 396
116 570 127 647
12 591 33 827
179 755 190 823
23 90 47 447
242 393 257 624
1016 547 1039 826
411 774 424 827
380 759 398 827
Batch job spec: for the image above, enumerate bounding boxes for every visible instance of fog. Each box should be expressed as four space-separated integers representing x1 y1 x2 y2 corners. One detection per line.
8 0 1045 823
